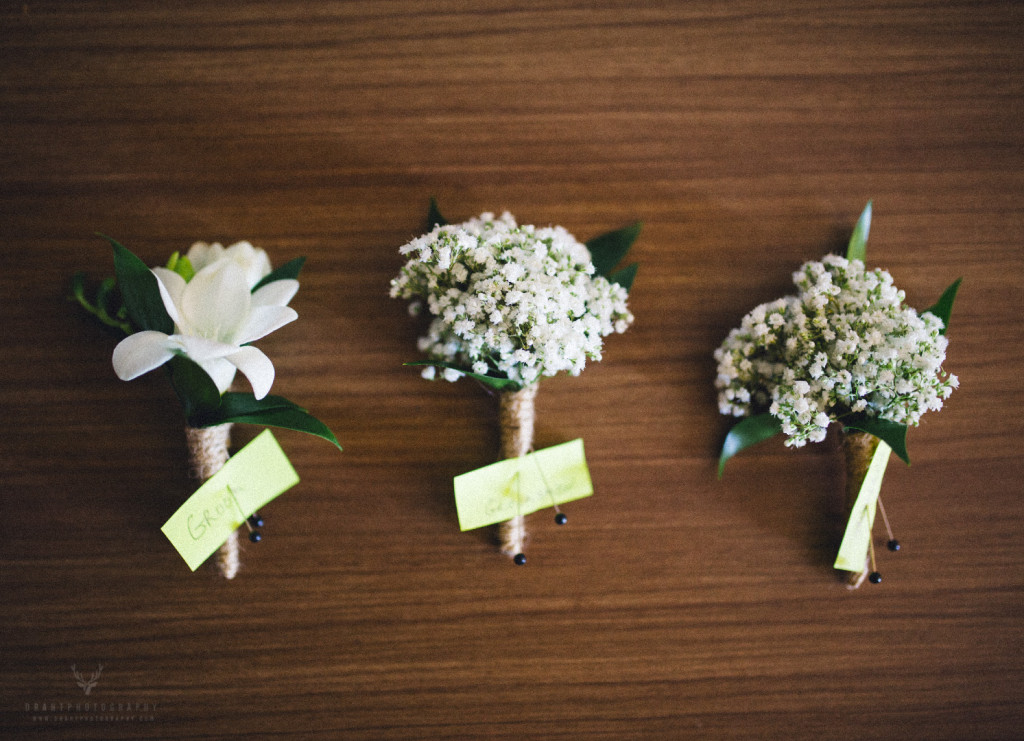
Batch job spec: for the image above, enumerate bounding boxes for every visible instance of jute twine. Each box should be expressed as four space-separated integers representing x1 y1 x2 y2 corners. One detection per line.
497 384 538 558
840 429 879 588
185 423 239 580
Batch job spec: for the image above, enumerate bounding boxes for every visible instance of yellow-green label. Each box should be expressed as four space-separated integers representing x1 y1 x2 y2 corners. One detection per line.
453 439 593 531
834 439 891 572
161 429 299 571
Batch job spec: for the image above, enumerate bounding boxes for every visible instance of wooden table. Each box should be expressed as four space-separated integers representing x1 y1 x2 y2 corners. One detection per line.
2 2 1021 738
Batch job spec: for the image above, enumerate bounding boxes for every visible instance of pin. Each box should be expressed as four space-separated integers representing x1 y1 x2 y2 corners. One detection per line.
529 448 569 527
509 468 526 566
878 497 900 551
244 513 263 543
508 448 574 566
226 486 263 544
867 537 881 584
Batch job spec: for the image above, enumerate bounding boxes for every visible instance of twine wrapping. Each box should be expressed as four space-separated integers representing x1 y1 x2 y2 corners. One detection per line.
839 429 879 588
185 423 239 580
497 384 538 559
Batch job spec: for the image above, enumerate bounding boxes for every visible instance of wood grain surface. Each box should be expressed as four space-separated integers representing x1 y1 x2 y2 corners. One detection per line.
2 2 1022 739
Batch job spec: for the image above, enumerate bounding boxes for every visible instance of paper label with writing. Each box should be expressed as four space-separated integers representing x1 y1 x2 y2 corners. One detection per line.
161 429 299 571
453 438 593 531
834 439 891 572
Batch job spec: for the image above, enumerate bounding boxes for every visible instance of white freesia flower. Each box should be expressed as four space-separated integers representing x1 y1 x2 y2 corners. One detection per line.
112 253 298 399
186 240 272 289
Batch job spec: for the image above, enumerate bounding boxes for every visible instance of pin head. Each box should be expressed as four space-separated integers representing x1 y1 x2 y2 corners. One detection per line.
887 539 901 552
554 513 568 525
248 514 264 528
513 553 526 566
248 531 263 543
868 571 882 584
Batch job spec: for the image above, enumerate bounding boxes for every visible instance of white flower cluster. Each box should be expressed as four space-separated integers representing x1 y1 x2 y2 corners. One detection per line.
390 212 633 388
714 254 957 447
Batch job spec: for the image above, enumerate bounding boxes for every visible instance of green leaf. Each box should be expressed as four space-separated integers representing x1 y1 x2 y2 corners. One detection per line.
427 197 447 229
608 262 639 291
404 361 523 391
846 201 872 262
204 392 308 417
586 222 642 280
95 277 131 333
166 354 221 422
68 272 132 335
923 277 962 335
252 256 306 292
841 413 910 465
195 393 341 450
105 235 174 334
718 413 783 478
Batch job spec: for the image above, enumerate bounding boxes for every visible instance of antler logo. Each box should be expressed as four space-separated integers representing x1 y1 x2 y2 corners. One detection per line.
71 664 103 696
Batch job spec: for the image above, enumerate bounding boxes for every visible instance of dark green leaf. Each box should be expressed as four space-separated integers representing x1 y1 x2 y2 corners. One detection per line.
404 360 522 391
608 262 639 291
846 201 872 262
718 413 783 478
193 392 341 449
204 406 341 450
105 235 173 334
252 256 306 292
206 392 308 417
224 409 340 449
427 197 447 229
586 222 642 279
923 277 962 335
166 355 221 422
842 413 910 465
68 272 132 335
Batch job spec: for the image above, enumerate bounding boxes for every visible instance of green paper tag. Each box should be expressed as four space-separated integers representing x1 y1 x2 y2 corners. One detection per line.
161 429 299 571
834 439 891 572
453 439 593 531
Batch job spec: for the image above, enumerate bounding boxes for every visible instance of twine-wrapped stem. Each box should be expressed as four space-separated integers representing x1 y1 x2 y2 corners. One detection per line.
497 384 538 559
839 429 879 588
185 423 239 579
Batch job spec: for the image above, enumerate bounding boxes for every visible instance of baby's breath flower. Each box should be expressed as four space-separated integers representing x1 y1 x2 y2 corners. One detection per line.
714 255 957 447
391 212 633 387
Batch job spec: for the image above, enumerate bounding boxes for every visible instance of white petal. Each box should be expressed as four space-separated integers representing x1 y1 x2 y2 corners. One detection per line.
251 278 299 308
181 261 250 340
175 334 239 362
185 242 225 273
234 305 297 345
151 268 185 327
226 346 275 399
112 331 174 380
225 241 271 288
196 357 237 394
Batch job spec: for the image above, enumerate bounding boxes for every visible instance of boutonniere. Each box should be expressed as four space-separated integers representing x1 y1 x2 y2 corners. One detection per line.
715 203 960 587
72 237 340 578
391 202 638 563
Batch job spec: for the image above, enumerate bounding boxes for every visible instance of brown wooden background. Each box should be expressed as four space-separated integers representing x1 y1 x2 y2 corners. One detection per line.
2 2 1022 739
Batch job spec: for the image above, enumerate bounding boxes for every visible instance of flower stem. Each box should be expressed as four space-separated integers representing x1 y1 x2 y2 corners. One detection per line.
497 384 538 559
185 423 240 579
839 429 879 588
